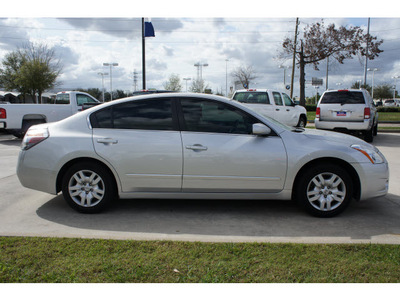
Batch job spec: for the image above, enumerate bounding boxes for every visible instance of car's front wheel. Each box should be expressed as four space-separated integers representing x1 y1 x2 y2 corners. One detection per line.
295 163 353 217
62 162 116 213
296 115 307 128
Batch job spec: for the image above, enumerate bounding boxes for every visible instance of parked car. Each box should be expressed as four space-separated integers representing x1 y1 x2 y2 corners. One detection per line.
315 89 378 142
383 99 395 107
231 89 307 127
0 91 100 138
17 93 389 217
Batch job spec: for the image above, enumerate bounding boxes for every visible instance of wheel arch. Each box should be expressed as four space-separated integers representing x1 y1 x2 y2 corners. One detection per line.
56 157 119 194
292 157 361 201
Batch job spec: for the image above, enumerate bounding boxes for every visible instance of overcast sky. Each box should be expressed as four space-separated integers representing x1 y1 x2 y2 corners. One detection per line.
1 1 400 98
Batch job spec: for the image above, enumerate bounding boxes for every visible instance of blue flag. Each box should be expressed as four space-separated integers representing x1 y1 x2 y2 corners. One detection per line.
144 22 155 37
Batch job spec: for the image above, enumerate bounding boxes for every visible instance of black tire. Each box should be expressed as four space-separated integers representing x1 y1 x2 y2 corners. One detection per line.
62 162 116 213
364 128 374 143
295 163 353 217
373 123 378 136
296 115 307 128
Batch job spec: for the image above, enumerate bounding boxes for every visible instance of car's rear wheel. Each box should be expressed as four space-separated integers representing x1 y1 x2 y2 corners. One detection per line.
62 162 116 213
364 128 374 143
295 164 353 217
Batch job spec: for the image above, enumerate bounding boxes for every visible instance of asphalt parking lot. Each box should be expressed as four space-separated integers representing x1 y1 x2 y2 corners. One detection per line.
1 132 400 244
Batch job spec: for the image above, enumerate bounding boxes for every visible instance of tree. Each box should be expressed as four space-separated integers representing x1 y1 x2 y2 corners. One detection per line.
0 42 62 103
373 84 395 99
0 52 29 99
163 73 182 91
189 78 209 93
282 20 383 106
351 82 371 93
231 65 257 89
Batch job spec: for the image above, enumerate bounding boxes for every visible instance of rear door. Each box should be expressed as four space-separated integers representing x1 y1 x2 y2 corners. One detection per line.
319 91 366 122
91 98 183 192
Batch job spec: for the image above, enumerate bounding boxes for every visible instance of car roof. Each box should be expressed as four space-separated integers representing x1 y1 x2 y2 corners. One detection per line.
90 93 233 109
234 89 275 93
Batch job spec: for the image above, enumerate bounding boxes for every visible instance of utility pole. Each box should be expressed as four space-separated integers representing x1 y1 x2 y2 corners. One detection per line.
133 69 138 92
290 18 299 99
142 18 146 90
326 56 329 90
363 17 370 87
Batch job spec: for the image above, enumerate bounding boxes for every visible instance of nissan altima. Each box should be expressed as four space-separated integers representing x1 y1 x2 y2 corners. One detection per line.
17 93 389 217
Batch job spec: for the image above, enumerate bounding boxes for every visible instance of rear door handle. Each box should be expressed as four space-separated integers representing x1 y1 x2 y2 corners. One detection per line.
186 144 208 151
97 138 118 145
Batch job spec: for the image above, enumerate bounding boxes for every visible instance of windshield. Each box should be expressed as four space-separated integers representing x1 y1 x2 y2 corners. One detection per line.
320 91 365 104
232 92 270 104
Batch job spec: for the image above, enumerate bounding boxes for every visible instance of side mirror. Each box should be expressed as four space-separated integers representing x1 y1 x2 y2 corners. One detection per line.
252 123 271 136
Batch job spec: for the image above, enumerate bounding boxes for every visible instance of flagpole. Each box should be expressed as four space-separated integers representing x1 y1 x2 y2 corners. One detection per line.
142 17 146 90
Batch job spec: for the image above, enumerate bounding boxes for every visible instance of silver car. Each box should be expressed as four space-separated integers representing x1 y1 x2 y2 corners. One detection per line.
17 93 389 217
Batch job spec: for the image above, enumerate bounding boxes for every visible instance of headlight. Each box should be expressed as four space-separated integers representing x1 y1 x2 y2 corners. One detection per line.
351 144 384 164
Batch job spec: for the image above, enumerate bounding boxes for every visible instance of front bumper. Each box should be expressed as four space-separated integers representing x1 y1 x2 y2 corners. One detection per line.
351 161 389 200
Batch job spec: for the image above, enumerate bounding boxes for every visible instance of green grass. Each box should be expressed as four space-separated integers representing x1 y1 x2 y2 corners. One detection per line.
307 111 400 122
0 236 399 283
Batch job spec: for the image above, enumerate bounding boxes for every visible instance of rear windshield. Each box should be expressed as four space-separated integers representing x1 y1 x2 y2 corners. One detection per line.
232 92 270 104
320 91 365 104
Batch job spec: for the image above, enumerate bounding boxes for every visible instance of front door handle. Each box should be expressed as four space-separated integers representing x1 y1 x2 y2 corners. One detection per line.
186 144 208 151
97 138 118 145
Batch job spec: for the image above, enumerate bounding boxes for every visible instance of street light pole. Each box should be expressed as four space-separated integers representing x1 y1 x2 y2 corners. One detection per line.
98 72 109 102
103 63 118 101
367 68 379 99
279 65 290 87
183 78 191 92
225 59 229 97
392 76 400 100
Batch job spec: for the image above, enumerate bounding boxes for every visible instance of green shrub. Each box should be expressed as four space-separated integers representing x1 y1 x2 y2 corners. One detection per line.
377 107 400 112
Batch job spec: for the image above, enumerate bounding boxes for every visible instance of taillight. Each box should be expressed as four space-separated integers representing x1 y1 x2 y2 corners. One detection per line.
21 126 49 150
316 107 320 119
364 107 371 119
0 108 6 119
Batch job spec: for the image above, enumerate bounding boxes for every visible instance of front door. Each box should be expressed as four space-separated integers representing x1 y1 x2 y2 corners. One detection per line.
178 98 287 192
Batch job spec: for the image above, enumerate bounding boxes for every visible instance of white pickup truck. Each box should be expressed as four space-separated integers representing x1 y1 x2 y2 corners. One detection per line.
231 89 308 127
0 91 100 138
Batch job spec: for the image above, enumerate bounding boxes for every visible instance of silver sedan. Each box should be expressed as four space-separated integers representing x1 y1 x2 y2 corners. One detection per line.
17 93 389 217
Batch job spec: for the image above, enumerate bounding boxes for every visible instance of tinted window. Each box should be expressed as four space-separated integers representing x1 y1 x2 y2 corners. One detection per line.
273 92 283 106
180 98 258 135
77 94 97 106
55 94 70 104
91 99 174 130
282 93 293 106
232 92 270 104
320 91 365 104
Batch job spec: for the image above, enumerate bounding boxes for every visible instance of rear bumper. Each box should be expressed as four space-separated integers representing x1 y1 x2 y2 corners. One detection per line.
315 119 373 132
0 121 5 129
17 150 58 194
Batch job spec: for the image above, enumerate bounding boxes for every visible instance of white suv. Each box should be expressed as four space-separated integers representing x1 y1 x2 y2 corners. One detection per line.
315 89 378 142
231 89 307 127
